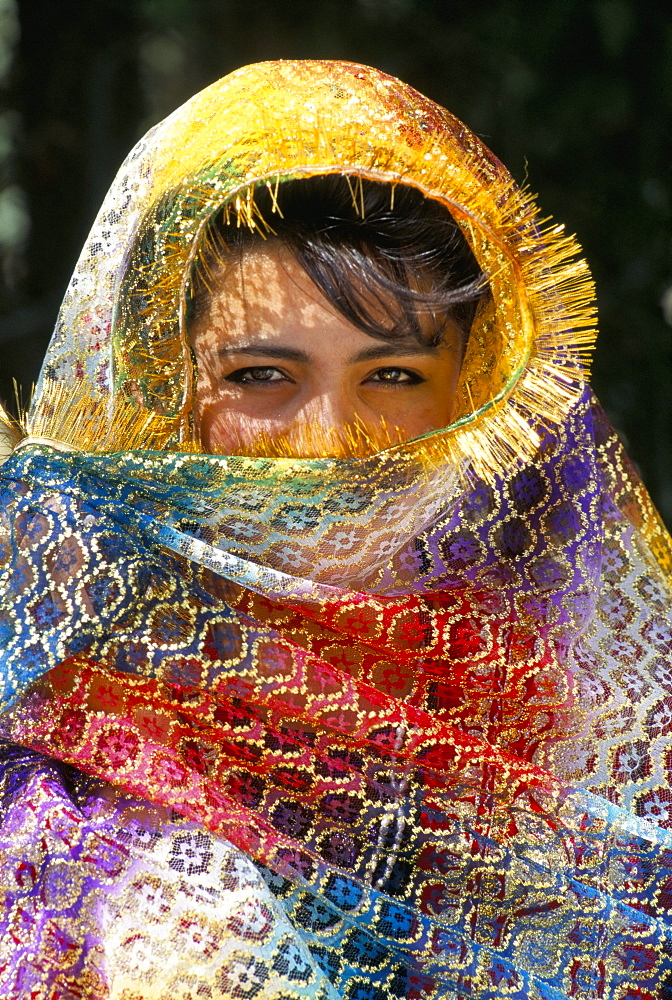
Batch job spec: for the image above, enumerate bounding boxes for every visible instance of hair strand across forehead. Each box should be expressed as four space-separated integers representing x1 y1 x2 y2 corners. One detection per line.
188 175 490 353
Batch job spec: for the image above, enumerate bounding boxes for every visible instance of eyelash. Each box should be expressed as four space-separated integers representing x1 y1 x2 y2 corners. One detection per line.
366 367 425 385
225 366 292 384
224 365 425 386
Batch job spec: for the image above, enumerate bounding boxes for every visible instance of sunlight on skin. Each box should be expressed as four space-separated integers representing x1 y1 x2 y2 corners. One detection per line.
189 246 464 456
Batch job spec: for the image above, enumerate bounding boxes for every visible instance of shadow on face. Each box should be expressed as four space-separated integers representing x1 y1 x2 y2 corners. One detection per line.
189 245 466 457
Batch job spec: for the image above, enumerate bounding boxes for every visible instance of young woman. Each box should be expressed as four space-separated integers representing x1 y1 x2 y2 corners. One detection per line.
188 176 486 459
0 60 671 999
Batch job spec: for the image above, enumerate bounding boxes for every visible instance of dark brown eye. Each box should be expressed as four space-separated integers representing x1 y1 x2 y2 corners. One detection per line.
225 366 290 384
367 367 424 385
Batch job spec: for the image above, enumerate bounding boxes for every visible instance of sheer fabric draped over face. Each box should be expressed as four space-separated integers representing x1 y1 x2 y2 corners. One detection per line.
0 60 671 999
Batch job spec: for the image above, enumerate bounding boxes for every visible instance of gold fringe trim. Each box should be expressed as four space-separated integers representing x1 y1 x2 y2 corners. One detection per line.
211 414 406 461
176 170 597 484
30 61 600 485
24 379 189 454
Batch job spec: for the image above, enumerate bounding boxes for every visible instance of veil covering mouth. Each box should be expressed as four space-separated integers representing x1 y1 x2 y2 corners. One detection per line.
0 59 671 999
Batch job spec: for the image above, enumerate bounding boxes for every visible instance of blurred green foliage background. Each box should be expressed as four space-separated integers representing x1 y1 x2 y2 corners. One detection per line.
0 0 670 524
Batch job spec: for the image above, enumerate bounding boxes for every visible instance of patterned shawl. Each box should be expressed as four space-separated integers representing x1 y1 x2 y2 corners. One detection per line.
1 60 671 999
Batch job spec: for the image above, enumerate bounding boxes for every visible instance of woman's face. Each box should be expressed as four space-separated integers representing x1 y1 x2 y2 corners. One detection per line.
190 245 463 455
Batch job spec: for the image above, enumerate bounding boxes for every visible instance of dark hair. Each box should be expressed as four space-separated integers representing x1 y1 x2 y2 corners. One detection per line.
189 175 488 350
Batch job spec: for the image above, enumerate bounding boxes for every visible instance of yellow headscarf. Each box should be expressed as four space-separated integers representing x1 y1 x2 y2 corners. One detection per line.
27 60 597 484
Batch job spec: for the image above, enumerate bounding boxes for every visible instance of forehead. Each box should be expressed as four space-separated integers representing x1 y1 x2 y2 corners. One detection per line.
189 240 466 360
191 244 345 333
210 244 319 302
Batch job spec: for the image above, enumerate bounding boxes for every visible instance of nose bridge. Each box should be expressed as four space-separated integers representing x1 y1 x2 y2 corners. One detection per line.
303 381 358 429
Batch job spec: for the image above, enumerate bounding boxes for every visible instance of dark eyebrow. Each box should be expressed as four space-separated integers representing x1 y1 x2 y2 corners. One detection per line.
350 342 438 362
218 344 311 363
217 340 439 365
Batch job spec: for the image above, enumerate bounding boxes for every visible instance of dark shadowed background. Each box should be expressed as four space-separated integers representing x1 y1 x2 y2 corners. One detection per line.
1 0 670 525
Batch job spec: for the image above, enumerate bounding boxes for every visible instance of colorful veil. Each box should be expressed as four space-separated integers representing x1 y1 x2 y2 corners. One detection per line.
1 60 672 999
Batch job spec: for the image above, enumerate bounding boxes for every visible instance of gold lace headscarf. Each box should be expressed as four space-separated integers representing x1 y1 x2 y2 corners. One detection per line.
26 59 596 484
2 61 672 1000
